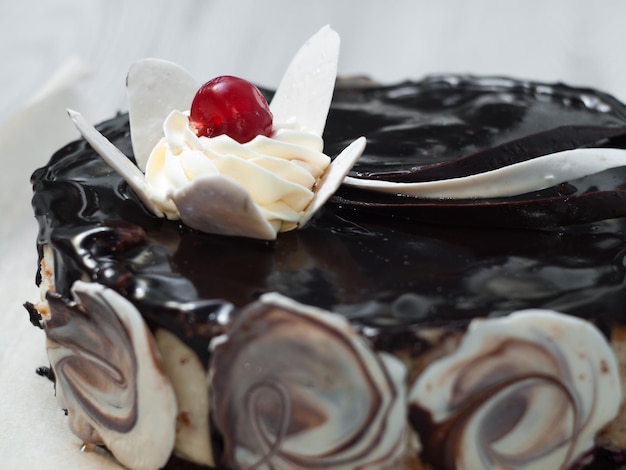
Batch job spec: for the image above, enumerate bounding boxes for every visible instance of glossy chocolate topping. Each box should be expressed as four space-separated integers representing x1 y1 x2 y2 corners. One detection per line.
32 75 626 368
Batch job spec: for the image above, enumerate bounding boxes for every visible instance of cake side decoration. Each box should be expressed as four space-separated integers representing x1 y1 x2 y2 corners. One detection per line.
126 58 199 173
68 25 366 240
209 293 407 469
44 281 177 470
409 310 622 470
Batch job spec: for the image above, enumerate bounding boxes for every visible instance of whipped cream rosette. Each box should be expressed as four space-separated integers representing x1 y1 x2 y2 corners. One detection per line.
68 26 365 240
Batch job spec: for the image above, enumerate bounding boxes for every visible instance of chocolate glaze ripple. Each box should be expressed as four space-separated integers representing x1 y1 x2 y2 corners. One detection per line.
32 75 626 365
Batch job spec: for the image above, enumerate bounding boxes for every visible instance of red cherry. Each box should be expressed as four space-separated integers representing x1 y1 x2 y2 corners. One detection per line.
189 76 273 143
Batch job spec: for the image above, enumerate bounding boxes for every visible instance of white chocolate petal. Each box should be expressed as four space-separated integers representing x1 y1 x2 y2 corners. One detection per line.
44 281 177 470
127 58 199 171
299 136 366 228
67 109 163 217
170 174 278 240
344 147 626 199
270 25 340 137
409 310 622 470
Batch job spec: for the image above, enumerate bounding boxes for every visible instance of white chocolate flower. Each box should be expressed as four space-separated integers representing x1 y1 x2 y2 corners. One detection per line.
67 26 366 240
145 110 332 236
44 281 177 470
408 310 622 470
154 329 214 467
209 293 407 469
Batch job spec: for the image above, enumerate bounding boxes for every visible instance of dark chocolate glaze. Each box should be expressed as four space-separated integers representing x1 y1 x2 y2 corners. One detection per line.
23 301 43 328
31 76 626 470
35 366 55 382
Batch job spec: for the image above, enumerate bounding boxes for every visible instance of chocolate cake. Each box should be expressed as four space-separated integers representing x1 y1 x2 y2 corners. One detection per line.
28 28 626 469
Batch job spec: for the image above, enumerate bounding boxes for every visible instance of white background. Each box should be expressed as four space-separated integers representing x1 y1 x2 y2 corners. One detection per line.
2 1 626 468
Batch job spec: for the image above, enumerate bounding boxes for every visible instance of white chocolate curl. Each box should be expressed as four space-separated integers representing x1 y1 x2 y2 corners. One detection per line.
145 110 330 234
409 310 622 470
209 293 407 469
44 281 177 470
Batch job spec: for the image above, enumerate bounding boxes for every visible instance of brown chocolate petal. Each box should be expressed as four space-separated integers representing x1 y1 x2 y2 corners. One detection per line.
45 281 177 470
408 310 622 470
209 293 407 469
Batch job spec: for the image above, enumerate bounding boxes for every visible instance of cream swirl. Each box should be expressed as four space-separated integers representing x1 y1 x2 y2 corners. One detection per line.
209 293 407 470
44 281 177 470
145 110 330 233
408 310 622 470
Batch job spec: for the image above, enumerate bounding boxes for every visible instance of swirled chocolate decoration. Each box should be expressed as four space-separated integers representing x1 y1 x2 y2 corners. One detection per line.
209 293 406 469
45 281 177 470
408 310 621 470
31 76 626 469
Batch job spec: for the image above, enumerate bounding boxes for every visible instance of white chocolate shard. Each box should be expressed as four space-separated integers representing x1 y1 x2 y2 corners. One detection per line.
300 136 366 227
67 109 163 217
269 25 340 136
127 59 199 171
409 310 622 470
170 174 277 240
344 147 626 199
44 281 178 470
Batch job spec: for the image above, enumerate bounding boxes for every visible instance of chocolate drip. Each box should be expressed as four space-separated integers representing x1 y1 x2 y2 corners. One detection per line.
23 301 42 328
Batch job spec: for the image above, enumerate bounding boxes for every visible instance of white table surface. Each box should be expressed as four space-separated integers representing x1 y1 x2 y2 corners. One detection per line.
2 1 626 468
